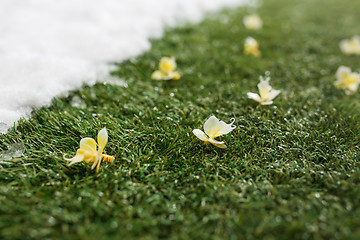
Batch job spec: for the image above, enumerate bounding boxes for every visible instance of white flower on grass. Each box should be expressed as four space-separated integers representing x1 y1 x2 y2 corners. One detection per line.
335 66 360 94
151 56 180 80
244 37 261 57
192 116 236 149
247 75 281 105
243 14 263 30
64 128 114 173
339 36 360 55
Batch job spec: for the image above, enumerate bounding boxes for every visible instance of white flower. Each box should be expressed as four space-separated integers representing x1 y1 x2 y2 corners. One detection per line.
192 116 236 149
335 66 360 94
339 36 360 55
152 57 180 80
243 14 263 30
247 75 281 105
244 37 261 57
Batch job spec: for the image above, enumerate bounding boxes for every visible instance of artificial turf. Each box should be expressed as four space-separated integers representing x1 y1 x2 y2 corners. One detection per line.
1 0 360 239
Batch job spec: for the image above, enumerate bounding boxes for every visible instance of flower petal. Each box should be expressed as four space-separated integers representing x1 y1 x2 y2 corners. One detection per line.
260 101 273 105
247 92 262 103
213 118 236 137
267 89 281 100
172 72 181 80
97 128 108 150
258 77 272 98
79 137 97 153
211 142 227 149
336 66 351 81
192 129 209 142
64 149 85 166
159 57 176 73
91 128 108 171
204 116 220 138
207 138 226 149
151 70 164 80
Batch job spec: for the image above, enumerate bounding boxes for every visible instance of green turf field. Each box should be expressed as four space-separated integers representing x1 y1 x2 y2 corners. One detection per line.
1 0 360 239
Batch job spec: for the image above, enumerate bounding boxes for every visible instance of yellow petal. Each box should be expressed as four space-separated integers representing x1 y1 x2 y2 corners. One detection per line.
91 128 108 171
97 128 108 151
152 70 164 80
258 77 271 98
64 149 85 166
172 72 181 80
159 57 176 73
79 137 97 153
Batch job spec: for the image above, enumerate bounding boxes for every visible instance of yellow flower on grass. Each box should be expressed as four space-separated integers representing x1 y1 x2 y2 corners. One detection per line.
192 116 236 149
335 66 360 94
244 37 261 57
243 14 263 30
64 128 114 172
339 36 360 55
247 75 281 105
151 57 180 80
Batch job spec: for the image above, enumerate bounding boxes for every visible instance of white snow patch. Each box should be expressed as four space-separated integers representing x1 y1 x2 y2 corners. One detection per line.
0 0 255 133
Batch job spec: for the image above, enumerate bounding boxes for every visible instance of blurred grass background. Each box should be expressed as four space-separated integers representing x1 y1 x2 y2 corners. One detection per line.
1 0 360 239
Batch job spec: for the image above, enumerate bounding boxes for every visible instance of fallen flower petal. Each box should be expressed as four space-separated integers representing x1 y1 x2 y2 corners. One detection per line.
339 36 360 55
244 37 261 57
335 66 360 94
193 116 235 149
152 57 181 80
247 74 280 105
243 14 263 30
64 128 114 172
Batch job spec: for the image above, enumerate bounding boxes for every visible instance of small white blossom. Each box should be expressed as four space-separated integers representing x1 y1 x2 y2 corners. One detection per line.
192 116 236 149
244 37 261 57
247 75 281 105
339 36 360 55
243 14 263 30
335 66 360 94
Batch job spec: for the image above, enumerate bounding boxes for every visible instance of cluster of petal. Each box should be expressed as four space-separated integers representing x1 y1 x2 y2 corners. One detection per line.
247 75 281 105
243 14 263 30
193 116 236 149
151 57 180 80
339 36 360 55
64 128 114 172
244 37 261 57
335 66 360 94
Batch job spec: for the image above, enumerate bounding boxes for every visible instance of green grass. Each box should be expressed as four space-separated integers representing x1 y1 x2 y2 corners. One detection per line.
1 0 360 239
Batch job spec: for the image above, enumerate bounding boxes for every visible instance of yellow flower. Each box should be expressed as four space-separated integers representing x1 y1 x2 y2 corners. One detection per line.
247 75 281 105
151 57 180 80
339 36 360 55
243 14 263 30
244 37 261 57
64 128 114 172
335 66 360 94
192 116 236 149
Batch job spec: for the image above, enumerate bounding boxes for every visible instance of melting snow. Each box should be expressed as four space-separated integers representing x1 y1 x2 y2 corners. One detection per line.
0 142 25 160
0 0 254 132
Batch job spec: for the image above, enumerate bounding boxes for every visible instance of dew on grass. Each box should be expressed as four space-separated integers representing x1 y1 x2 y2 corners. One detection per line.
71 96 86 108
0 142 25 160
47 216 56 225
104 76 128 88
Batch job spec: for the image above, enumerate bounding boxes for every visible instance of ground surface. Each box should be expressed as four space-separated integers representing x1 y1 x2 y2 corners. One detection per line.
1 0 360 239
